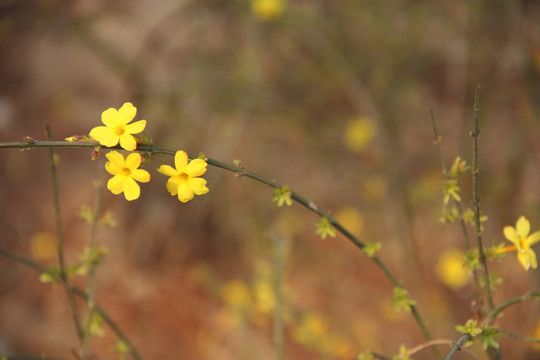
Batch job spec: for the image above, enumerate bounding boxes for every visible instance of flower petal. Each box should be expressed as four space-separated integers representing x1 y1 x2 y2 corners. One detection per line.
123 177 141 201
188 177 209 195
166 179 179 195
107 175 126 195
105 151 126 168
529 249 538 269
516 216 530 239
131 168 150 183
119 133 137 151
527 231 540 246
174 151 188 171
186 158 208 177
101 108 120 127
118 102 136 125
125 120 146 134
517 250 533 270
125 153 142 169
90 126 119 147
503 226 520 245
177 183 195 203
157 165 178 177
105 160 123 176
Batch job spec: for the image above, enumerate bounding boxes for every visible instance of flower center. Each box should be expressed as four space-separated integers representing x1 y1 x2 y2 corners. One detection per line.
121 168 131 177
114 126 126 136
178 172 189 182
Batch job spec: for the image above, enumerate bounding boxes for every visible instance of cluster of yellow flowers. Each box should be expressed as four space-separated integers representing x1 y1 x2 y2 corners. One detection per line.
76 102 209 203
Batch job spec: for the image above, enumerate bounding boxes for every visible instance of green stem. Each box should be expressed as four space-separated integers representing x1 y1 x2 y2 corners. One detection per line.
470 86 496 312
430 110 481 305
0 246 144 360
273 236 285 360
486 291 540 325
0 139 437 353
82 163 105 351
444 334 472 360
444 291 540 360
46 127 84 343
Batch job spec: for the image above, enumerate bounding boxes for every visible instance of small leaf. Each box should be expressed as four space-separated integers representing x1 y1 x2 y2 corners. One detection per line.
315 217 336 239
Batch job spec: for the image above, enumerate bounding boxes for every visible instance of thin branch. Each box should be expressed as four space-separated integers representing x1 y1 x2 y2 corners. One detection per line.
430 110 481 306
82 163 106 351
46 126 84 343
486 291 540 325
0 246 144 360
470 86 495 312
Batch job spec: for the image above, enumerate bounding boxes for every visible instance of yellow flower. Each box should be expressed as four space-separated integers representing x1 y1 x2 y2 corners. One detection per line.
157 150 209 203
435 249 468 289
251 0 284 21
89 102 146 151
502 216 540 270
344 117 376 152
105 151 150 201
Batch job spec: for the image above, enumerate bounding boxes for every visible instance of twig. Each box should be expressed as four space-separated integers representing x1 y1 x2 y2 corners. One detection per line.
46 126 84 343
0 246 144 360
470 86 495 311
82 163 105 351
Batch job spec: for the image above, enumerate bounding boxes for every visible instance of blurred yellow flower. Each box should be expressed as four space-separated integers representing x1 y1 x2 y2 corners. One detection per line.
105 151 150 201
90 102 146 151
251 0 284 21
254 281 275 314
293 314 327 344
30 231 57 261
530 319 540 351
157 150 209 203
335 207 364 237
502 216 540 270
221 280 252 308
435 249 468 289
344 117 376 152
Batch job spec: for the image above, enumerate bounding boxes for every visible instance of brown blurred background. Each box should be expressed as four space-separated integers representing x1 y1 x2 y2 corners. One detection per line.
1 0 540 359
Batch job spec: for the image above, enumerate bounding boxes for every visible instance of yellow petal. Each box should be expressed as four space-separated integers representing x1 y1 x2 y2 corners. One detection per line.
131 168 150 183
503 226 520 245
517 251 532 270
118 102 136 125
125 153 142 169
529 249 538 269
157 165 178 177
188 177 209 195
527 231 540 246
90 126 119 146
101 108 120 127
123 177 141 201
186 158 208 177
105 151 126 167
107 175 126 195
175 150 188 171
125 120 146 134
105 160 123 176
119 133 137 151
516 216 530 239
166 179 179 195
177 183 195 203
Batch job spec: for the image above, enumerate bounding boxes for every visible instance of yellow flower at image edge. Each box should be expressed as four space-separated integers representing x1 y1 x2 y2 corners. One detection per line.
157 150 209 203
90 102 146 151
105 151 150 201
251 0 284 21
502 216 540 270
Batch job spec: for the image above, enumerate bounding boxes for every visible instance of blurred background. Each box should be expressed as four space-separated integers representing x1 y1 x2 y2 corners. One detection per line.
1 0 540 359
